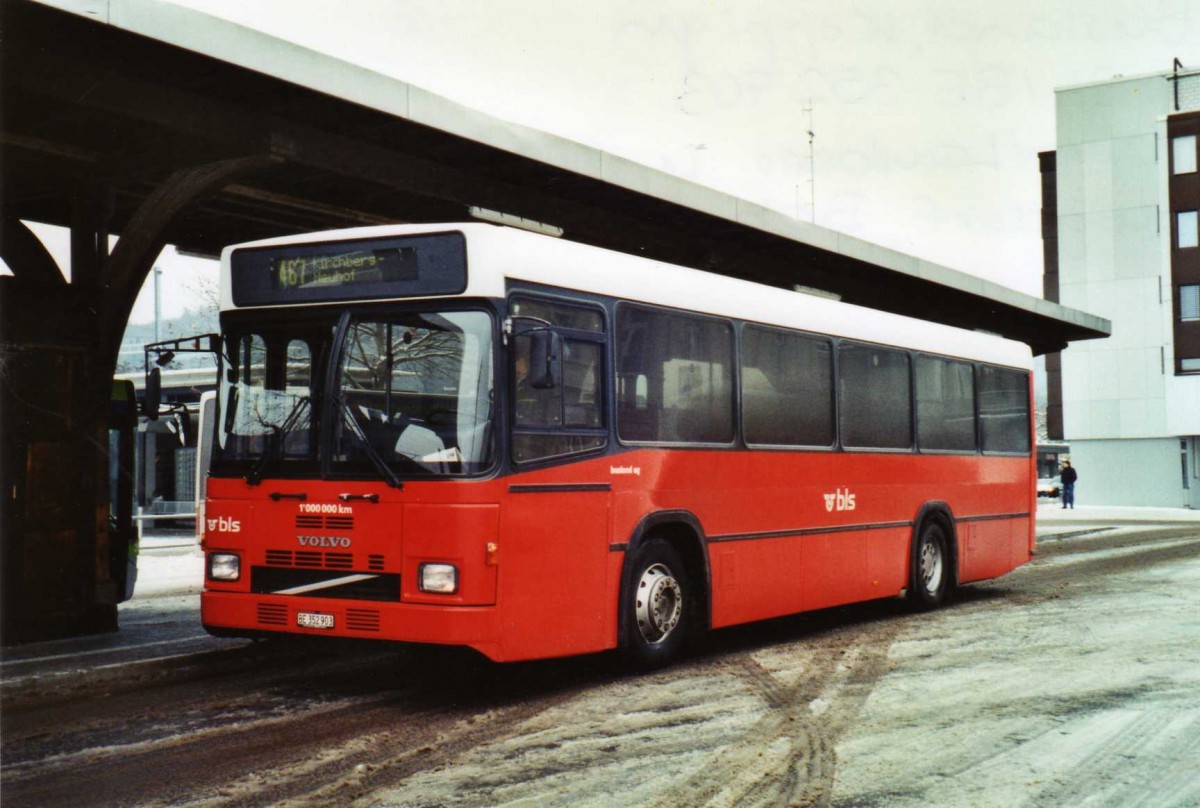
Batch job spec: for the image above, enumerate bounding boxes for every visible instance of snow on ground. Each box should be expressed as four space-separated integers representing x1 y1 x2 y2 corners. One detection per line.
120 515 1200 807
339 525 1200 807
1037 502 1200 523
830 556 1200 807
133 547 205 598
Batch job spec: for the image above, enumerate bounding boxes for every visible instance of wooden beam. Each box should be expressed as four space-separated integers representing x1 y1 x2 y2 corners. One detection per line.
96 154 279 376
221 184 395 226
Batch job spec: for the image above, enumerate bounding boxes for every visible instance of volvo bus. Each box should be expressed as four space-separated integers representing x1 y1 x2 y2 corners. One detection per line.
200 223 1034 666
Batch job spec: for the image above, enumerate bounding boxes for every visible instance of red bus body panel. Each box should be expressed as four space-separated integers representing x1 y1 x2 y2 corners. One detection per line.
201 446 1033 662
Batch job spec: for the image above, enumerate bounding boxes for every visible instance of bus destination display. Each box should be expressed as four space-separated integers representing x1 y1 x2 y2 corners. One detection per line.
271 247 418 291
230 232 467 307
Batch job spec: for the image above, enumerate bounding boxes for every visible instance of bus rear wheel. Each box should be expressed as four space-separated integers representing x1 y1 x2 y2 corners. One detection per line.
908 520 950 610
624 539 691 668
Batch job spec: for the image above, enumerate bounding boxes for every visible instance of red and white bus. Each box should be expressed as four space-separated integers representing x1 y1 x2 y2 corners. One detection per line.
201 223 1034 666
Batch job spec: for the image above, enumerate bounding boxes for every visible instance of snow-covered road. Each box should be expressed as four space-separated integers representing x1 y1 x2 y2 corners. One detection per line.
3 523 1199 807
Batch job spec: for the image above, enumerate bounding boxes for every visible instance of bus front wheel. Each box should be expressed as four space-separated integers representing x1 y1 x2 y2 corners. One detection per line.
624 538 691 668
908 520 950 610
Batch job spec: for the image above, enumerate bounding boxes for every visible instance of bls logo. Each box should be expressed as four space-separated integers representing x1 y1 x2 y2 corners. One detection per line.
823 488 856 512
206 516 242 534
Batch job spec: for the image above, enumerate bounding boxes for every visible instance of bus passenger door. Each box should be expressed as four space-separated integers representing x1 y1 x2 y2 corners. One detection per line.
502 296 612 659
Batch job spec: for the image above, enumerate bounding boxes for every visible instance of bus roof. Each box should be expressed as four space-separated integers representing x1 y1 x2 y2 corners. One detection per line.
222 223 1032 370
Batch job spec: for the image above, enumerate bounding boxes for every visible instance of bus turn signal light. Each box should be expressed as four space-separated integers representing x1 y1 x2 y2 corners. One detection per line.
486 541 499 566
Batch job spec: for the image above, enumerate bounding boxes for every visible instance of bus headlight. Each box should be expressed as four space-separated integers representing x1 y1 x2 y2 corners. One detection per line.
418 563 458 594
208 552 241 581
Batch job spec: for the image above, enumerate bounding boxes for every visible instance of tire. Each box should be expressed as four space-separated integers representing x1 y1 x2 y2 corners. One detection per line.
908 520 950 610
623 538 692 669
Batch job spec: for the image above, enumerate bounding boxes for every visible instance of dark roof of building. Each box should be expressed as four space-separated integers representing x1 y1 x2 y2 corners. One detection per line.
2 0 1110 354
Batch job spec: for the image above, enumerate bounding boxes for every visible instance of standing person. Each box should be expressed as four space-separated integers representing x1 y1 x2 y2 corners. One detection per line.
1060 460 1078 509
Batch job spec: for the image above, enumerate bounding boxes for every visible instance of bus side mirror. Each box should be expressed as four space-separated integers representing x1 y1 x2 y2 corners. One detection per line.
528 330 561 390
143 367 162 421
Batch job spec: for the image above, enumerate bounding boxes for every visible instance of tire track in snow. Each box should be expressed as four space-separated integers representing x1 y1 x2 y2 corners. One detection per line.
200 687 589 807
653 617 908 807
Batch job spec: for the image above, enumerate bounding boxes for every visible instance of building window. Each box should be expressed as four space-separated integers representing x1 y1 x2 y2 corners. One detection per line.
1173 135 1198 174
1183 358 1200 373
1179 211 1200 249
1183 285 1200 322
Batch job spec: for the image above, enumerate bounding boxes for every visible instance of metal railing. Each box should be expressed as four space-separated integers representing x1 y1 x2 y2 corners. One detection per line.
135 501 198 544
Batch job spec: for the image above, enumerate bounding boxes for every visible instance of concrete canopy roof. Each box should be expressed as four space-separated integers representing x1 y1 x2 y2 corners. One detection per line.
3 0 1109 355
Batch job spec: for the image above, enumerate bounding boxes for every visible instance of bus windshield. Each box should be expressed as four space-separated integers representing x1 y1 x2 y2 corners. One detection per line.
333 310 493 476
215 308 494 478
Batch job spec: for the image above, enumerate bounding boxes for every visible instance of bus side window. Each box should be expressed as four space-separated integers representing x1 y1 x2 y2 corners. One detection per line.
616 305 733 445
562 340 601 427
839 343 912 450
916 356 976 452
510 296 607 465
978 366 1030 454
741 326 834 447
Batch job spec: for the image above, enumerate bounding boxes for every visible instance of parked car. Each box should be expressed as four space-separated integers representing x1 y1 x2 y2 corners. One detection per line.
1037 478 1061 498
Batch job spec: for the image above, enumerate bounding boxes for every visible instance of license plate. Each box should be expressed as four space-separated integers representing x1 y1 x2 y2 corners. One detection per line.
297 612 335 630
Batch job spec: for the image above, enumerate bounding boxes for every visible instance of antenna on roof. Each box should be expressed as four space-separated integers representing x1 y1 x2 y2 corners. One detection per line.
800 100 816 223
1172 58 1187 111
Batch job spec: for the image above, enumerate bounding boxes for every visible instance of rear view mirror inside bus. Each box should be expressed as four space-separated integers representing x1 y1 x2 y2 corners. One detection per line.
528 329 561 389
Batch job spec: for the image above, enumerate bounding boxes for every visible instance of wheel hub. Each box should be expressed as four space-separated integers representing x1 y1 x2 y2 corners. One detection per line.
920 538 944 594
635 563 682 644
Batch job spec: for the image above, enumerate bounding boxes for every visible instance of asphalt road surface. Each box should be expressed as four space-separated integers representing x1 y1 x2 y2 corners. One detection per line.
3 523 1199 807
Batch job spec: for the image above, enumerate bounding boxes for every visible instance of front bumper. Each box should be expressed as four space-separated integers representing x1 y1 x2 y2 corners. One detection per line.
201 590 503 658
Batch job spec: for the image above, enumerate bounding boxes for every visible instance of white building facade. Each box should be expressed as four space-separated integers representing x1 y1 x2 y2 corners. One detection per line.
1045 65 1200 508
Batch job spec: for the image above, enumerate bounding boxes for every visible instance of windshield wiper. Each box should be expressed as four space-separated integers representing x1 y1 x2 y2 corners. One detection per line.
245 396 311 486
337 395 404 489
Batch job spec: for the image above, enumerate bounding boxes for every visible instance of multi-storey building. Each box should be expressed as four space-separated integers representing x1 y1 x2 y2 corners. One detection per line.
1041 62 1200 508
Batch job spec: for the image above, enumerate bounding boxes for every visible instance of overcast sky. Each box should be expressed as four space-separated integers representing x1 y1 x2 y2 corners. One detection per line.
16 1 1200 322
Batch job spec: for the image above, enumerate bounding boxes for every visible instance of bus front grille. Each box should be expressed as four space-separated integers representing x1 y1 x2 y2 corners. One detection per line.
257 603 288 626
251 567 401 602
266 550 369 571
345 609 381 632
294 515 356 531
